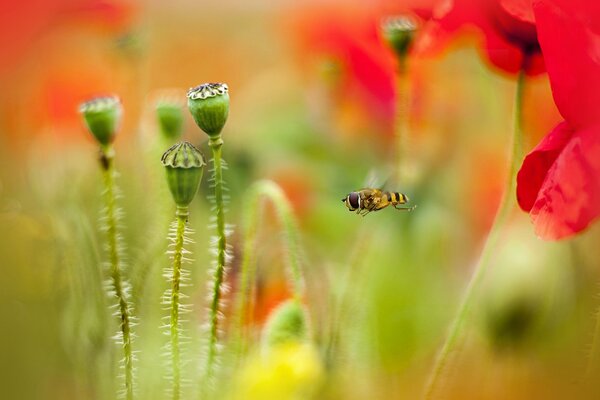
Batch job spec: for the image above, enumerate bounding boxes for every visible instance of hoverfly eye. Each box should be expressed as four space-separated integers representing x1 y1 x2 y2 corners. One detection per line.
348 192 360 210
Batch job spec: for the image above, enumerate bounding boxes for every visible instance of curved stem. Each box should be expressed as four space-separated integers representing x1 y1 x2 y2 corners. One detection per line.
100 146 134 400
233 180 304 359
170 207 188 400
206 136 227 382
423 69 526 399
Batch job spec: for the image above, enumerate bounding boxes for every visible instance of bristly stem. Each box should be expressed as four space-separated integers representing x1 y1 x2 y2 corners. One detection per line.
169 207 188 400
100 145 134 400
205 135 229 383
423 68 526 399
233 180 304 360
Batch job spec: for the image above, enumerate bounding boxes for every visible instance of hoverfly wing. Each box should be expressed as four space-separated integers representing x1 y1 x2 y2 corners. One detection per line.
362 168 391 191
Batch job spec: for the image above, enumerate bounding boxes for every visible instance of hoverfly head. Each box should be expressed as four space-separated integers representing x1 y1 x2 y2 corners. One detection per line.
343 192 360 211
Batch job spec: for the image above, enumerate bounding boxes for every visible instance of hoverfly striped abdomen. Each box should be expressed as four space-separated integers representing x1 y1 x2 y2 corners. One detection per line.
389 192 408 205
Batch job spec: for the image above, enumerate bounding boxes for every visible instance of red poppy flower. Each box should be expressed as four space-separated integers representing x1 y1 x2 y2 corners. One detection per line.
287 2 440 144
288 5 397 139
0 0 136 76
516 0 600 239
433 0 544 75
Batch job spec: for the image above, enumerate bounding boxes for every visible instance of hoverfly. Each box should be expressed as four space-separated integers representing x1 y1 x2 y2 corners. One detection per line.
342 188 416 216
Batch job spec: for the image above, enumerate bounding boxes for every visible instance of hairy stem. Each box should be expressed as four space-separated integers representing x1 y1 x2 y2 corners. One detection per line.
233 180 304 359
170 207 188 400
100 146 134 400
205 136 228 382
423 69 526 399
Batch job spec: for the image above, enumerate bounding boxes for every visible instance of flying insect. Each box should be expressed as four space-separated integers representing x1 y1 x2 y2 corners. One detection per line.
342 188 416 216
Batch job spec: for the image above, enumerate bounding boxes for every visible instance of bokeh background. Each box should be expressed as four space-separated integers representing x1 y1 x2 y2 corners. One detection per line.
1 0 599 399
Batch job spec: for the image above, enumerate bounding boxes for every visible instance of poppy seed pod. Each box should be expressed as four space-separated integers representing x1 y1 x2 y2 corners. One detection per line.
156 100 184 140
187 83 229 138
262 300 308 350
79 96 123 146
161 142 206 208
381 15 419 59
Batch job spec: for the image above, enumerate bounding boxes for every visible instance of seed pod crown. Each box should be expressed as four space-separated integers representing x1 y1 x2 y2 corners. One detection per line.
161 141 206 207
187 83 230 138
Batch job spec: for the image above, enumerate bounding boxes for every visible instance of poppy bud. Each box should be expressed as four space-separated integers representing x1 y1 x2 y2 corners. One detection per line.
156 98 184 140
187 83 229 138
161 141 206 208
481 224 573 351
79 96 123 146
262 300 308 350
381 15 419 59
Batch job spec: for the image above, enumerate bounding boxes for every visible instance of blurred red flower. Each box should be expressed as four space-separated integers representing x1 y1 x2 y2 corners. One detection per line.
378 0 439 20
289 5 396 139
0 0 135 76
433 0 544 75
516 0 600 239
287 2 440 143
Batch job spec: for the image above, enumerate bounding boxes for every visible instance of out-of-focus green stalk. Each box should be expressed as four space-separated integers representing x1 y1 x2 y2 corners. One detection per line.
233 180 304 360
586 299 600 379
424 68 526 399
100 145 135 400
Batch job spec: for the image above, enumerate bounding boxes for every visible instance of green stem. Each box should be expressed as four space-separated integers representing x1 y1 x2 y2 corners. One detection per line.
100 145 134 400
170 207 188 400
586 300 600 379
423 69 526 399
206 136 227 382
233 180 304 359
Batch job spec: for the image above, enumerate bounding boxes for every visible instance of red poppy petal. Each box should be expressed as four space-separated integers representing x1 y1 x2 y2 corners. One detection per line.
482 27 526 75
533 0 600 127
529 125 600 240
496 0 539 49
436 0 543 76
499 0 535 24
524 51 545 76
516 121 573 212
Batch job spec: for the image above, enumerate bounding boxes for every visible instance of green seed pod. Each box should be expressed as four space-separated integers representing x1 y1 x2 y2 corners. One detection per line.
156 99 184 140
187 83 229 138
262 300 308 350
381 15 419 59
161 142 206 207
79 96 123 146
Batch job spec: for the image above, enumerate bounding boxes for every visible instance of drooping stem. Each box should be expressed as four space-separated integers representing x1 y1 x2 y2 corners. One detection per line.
233 180 304 359
423 68 526 399
100 145 134 400
205 136 228 382
169 207 188 400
